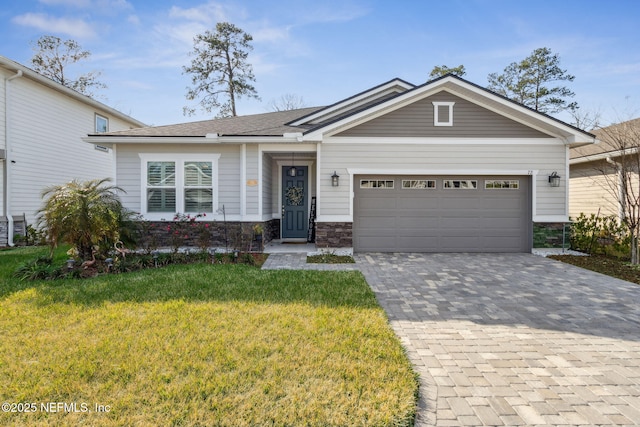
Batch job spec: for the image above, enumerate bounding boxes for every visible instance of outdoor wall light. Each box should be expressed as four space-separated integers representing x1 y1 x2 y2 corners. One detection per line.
548 171 561 187
288 152 297 176
331 171 340 187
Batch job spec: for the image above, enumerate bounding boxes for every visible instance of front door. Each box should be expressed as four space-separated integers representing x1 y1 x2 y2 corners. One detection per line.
282 166 308 239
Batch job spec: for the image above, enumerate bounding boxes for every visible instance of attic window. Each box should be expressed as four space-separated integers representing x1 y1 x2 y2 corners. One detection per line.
432 102 455 126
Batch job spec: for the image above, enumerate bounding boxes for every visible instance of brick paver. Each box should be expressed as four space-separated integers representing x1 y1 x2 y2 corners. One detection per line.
265 252 640 426
355 253 640 426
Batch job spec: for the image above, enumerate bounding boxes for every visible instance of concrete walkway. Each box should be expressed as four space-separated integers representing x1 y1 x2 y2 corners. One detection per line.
264 252 640 426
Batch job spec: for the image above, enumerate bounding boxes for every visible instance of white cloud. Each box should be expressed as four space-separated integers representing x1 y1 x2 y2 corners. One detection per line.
127 14 140 25
12 13 96 38
168 2 228 26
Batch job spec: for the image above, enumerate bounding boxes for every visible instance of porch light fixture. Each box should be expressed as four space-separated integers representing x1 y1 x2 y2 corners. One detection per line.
548 171 561 187
331 171 340 187
288 152 297 177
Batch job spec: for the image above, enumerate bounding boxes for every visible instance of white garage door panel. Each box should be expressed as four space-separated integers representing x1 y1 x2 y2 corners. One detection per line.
354 175 531 253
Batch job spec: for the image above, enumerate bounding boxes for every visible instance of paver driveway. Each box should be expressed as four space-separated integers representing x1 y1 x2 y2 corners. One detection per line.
355 253 640 426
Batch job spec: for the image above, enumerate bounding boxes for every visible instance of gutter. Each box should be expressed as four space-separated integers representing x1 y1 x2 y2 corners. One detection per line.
4 69 23 246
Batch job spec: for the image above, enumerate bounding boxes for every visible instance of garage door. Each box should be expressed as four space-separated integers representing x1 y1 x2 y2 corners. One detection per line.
353 175 531 252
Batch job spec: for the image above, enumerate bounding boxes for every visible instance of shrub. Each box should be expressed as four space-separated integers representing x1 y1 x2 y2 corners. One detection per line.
37 178 136 261
570 213 630 258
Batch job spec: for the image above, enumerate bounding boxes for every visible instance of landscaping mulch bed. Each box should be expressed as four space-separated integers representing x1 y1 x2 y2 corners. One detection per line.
549 254 640 285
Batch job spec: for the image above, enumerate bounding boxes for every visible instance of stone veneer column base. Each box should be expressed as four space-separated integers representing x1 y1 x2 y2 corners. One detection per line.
533 222 571 248
315 222 353 248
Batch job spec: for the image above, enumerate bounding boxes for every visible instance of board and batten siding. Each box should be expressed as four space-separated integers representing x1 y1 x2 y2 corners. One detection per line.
336 92 550 138
116 144 241 219
5 74 136 225
319 141 567 219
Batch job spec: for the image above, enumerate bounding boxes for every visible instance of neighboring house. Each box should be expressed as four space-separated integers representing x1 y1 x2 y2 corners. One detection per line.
84 75 596 253
1 55 145 246
569 118 640 220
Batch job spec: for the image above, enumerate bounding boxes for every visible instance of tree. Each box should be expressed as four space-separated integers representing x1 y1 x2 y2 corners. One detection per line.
590 118 640 263
429 64 466 79
183 22 259 118
30 35 106 97
267 93 307 111
487 47 577 114
38 178 130 261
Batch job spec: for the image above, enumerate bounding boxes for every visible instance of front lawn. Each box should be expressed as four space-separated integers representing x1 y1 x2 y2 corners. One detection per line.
0 247 417 426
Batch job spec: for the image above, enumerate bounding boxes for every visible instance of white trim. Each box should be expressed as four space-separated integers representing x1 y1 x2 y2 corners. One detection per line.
258 145 263 218
301 76 596 144
316 143 322 221
240 144 246 218
138 153 221 221
289 79 414 126
533 215 570 223
432 101 455 127
323 137 563 145
570 146 634 165
277 160 315 240
317 215 353 222
347 168 536 176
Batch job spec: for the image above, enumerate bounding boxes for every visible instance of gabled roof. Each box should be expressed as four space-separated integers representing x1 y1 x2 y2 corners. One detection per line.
84 74 596 146
301 74 597 145
0 55 146 128
570 118 640 163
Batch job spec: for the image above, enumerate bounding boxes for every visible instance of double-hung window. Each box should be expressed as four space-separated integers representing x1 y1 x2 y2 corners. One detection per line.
140 154 220 217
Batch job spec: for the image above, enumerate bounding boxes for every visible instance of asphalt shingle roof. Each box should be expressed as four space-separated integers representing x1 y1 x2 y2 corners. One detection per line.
99 107 324 137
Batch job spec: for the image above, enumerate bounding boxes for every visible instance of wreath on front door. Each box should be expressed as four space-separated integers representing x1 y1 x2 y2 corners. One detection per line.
286 186 304 206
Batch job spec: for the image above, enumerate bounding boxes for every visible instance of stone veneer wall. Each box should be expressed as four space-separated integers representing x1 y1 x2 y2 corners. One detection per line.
315 222 353 248
139 220 277 250
533 222 571 248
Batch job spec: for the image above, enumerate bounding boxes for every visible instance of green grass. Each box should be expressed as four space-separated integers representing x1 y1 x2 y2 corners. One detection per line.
0 247 418 426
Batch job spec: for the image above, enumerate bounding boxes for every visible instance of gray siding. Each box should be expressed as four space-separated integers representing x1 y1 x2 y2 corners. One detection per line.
245 145 259 215
319 141 567 218
262 152 273 218
336 92 551 138
116 144 241 217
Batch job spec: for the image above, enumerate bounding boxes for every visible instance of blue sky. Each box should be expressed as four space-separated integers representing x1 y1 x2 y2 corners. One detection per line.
2 0 639 127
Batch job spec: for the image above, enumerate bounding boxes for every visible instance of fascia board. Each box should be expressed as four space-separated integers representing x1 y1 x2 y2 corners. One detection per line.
302 75 597 145
81 135 314 145
289 78 414 126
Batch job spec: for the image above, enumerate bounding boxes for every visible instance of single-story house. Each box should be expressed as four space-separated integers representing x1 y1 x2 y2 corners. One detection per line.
570 118 640 220
1 55 145 246
84 75 596 253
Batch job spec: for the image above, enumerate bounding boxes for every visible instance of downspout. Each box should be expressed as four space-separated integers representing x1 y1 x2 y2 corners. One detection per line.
606 156 624 220
4 70 23 246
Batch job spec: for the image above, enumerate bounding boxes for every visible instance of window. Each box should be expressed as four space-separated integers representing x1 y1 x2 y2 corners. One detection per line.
95 114 109 133
147 162 176 212
184 161 213 212
485 180 520 190
443 179 477 189
141 154 220 216
402 179 436 189
360 179 394 189
432 102 455 126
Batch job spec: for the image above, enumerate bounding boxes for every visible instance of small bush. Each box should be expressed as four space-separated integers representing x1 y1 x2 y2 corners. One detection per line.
13 256 63 281
570 213 630 258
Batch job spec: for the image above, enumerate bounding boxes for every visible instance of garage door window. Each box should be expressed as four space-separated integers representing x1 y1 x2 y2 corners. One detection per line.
485 180 520 189
443 179 477 189
402 179 436 189
360 180 394 189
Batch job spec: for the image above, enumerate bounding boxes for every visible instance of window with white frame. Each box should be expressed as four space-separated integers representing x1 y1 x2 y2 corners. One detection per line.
95 114 109 133
402 179 436 189
485 180 520 189
443 179 477 189
432 102 455 126
141 154 220 216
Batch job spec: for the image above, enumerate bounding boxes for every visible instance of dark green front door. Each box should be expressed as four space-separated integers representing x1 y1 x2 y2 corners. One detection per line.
282 166 308 239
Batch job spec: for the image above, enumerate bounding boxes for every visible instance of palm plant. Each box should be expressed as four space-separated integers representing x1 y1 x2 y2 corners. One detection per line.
38 178 130 261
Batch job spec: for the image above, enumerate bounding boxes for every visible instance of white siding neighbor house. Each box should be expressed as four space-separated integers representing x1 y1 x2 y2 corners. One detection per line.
84 75 596 253
1 56 145 246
